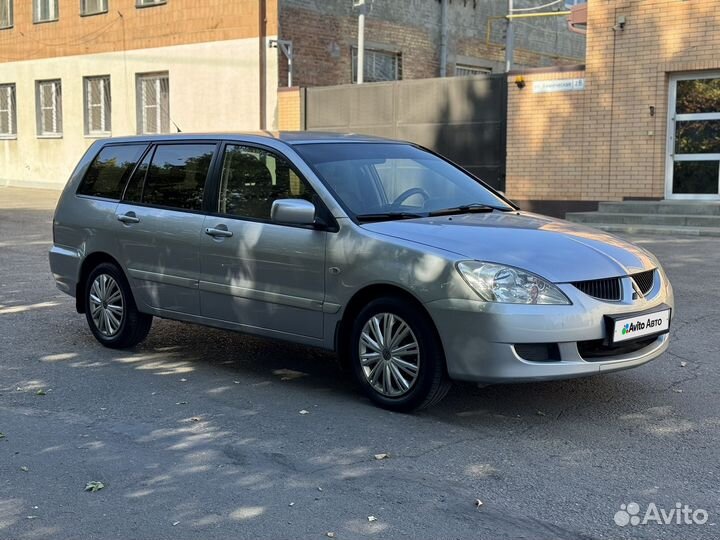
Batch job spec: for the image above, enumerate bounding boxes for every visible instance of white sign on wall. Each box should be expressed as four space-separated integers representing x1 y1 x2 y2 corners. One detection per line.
532 78 585 93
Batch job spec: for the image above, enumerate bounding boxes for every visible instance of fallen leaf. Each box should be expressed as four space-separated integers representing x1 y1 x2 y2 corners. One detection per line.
26 515 38 520
317 487 323 492
233 381 240 384
20 466 29 472
84 481 105 492
288 502 294 507
190 417 200 422
367 515 377 522
0 433 5 440
326 533 336 538
536 410 546 417
680 361 687 367
673 389 683 393
176 401 188 405
172 521 180 526
36 389 46 396
100 407 107 411
374 453 389 460
180 378 187 382
273 368 307 381
299 410 309 415
475 499 484 509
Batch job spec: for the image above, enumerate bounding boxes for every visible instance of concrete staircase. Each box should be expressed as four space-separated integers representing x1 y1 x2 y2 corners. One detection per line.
565 200 720 237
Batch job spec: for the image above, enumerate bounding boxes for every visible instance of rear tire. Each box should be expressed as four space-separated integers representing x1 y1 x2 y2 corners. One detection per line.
84 262 152 349
349 296 451 412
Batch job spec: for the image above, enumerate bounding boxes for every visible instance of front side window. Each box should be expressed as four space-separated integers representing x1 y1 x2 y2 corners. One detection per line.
0 83 16 137
36 79 62 136
136 72 169 134
34 0 58 22
294 143 511 218
0 0 13 29
140 144 215 211
84 75 111 136
81 0 108 15
77 144 147 200
218 145 315 220
352 48 401 83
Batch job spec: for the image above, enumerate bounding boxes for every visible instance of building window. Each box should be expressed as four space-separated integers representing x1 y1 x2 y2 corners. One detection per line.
36 79 62 137
136 0 166 7
136 72 169 134
84 76 111 136
0 0 13 29
0 83 16 137
81 0 108 16
455 64 492 77
352 47 401 83
33 0 58 23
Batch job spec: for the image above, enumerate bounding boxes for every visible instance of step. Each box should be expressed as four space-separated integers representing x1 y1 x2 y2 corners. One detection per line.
565 223 720 237
598 201 720 215
566 212 720 227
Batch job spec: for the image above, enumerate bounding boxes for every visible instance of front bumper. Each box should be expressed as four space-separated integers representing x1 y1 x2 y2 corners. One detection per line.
426 272 674 383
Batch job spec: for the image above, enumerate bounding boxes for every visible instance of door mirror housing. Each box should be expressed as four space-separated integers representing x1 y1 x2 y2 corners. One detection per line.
271 199 317 226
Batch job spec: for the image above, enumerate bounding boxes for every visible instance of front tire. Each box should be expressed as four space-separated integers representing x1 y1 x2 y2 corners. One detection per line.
84 262 152 349
350 297 451 412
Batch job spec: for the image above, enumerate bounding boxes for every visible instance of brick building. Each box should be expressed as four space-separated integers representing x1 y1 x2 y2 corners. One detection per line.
0 0 583 188
507 0 720 210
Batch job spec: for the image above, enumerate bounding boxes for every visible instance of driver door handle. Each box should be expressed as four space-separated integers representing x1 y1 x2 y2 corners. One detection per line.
205 227 233 238
117 212 140 224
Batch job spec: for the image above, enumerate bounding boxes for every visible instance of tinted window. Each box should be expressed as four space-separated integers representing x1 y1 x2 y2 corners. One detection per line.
219 145 315 220
77 144 146 200
142 144 215 211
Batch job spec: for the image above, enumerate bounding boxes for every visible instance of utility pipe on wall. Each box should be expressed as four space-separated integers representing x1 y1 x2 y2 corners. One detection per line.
440 0 449 77
505 0 514 72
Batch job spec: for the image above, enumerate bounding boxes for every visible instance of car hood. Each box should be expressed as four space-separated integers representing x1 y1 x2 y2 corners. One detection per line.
361 211 657 283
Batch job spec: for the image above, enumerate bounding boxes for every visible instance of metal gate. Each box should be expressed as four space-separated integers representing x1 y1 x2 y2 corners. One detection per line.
303 75 507 191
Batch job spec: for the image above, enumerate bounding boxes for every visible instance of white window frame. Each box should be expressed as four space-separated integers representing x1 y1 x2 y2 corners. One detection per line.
84 75 111 137
0 0 13 29
80 0 108 16
33 0 58 23
0 83 16 138
352 47 401 83
36 79 62 137
136 72 169 135
136 0 166 7
455 64 492 77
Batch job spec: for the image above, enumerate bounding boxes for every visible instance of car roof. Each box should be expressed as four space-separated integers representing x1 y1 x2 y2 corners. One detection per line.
97 131 404 146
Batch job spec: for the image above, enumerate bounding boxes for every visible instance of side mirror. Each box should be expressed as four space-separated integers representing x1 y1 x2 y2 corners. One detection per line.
271 199 317 226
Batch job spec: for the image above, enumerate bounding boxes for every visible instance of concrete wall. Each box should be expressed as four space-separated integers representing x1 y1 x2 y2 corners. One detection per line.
0 38 278 188
278 0 586 88
507 0 720 206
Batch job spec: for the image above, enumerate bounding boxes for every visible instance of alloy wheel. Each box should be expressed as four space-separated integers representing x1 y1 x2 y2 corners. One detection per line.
89 274 124 337
359 312 420 397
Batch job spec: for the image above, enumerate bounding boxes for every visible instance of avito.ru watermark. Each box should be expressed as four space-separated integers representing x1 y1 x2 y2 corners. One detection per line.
615 502 709 527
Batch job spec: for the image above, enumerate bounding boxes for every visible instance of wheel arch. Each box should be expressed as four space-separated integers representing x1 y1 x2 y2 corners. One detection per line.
335 283 442 365
75 252 125 313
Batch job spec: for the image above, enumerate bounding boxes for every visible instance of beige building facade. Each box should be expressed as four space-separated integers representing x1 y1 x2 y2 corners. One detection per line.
0 0 278 188
507 0 720 210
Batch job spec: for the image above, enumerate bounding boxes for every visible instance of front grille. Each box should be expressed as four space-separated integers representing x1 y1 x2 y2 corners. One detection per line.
571 277 622 301
631 269 655 296
578 336 658 361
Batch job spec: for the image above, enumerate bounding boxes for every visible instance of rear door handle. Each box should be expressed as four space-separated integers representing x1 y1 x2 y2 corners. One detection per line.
205 227 233 238
117 212 140 224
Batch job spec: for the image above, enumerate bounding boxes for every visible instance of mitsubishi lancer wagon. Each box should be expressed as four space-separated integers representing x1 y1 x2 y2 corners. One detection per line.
50 132 674 411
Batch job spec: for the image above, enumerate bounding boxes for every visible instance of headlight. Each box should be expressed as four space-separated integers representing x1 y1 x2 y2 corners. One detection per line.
456 261 571 305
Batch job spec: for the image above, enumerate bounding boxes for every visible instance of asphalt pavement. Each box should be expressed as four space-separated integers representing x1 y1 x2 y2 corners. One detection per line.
1 187 719 540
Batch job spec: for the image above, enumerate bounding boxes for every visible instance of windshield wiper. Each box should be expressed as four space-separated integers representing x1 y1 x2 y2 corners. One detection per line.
356 211 427 223
428 203 510 217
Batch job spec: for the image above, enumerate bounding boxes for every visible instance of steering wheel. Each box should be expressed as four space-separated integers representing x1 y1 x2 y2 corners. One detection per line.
390 187 430 209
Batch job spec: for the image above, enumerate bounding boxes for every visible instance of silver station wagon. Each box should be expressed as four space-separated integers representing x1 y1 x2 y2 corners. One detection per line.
50 133 674 411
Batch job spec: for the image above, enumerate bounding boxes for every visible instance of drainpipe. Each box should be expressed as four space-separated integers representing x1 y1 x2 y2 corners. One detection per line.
258 0 267 129
505 0 514 72
440 0 449 77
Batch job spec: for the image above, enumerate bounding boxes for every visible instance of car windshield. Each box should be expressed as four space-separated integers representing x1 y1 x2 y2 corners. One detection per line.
293 142 513 220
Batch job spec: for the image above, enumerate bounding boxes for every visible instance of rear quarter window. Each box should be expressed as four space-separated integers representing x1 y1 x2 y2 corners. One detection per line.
77 144 147 200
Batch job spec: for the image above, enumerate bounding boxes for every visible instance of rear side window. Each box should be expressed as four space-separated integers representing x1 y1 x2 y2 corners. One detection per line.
140 143 215 211
77 144 147 200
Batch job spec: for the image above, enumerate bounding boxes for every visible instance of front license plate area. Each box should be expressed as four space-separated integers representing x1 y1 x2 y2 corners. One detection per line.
605 305 672 345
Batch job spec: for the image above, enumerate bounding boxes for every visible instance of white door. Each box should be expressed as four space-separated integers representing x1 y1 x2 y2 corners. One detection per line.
666 73 720 199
